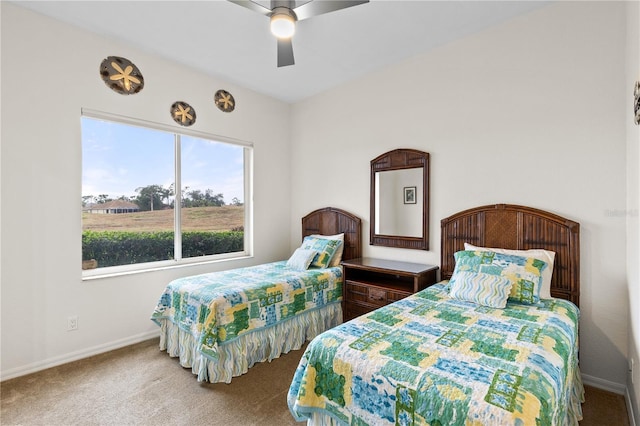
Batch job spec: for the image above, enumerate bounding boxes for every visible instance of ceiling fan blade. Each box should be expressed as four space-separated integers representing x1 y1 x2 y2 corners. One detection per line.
271 0 296 9
293 0 368 21
277 39 295 67
227 0 272 16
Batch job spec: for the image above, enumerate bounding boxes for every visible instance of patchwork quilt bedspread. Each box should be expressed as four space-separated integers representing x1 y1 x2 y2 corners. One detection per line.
288 283 581 425
151 261 343 360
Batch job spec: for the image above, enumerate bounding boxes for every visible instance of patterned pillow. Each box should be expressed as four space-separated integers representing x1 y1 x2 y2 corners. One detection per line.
286 248 318 270
451 250 548 304
310 233 345 267
449 271 513 308
464 243 556 299
300 236 342 268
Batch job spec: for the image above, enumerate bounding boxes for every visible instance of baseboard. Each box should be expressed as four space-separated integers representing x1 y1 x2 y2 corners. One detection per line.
626 388 637 426
581 373 627 395
0 330 160 382
582 373 636 425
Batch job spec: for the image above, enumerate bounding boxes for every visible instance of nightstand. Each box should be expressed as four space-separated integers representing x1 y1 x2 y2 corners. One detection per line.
341 257 439 321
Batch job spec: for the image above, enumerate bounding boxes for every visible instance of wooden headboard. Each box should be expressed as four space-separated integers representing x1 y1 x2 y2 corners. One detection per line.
441 204 580 306
302 207 362 261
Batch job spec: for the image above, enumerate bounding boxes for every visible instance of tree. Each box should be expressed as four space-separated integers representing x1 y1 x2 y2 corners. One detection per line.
186 189 204 207
82 195 95 207
204 189 224 207
231 197 243 206
134 184 172 211
96 194 111 204
183 188 224 207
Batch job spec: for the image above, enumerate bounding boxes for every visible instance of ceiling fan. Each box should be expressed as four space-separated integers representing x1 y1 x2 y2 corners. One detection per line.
228 0 369 67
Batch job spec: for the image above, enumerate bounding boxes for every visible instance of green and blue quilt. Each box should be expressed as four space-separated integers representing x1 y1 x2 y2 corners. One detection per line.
151 261 343 361
288 283 582 425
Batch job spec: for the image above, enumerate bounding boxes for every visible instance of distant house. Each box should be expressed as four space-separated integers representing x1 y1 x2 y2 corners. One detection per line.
84 200 140 214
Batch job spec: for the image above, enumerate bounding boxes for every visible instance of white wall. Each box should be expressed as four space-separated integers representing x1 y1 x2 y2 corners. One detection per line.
0 3 292 379
1 0 634 397
291 2 629 388
625 0 640 420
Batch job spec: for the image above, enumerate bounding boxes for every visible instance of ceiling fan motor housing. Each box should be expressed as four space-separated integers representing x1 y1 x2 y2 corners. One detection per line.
270 6 297 39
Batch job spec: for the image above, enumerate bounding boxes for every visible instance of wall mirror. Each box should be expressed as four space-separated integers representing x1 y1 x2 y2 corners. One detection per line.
370 149 429 250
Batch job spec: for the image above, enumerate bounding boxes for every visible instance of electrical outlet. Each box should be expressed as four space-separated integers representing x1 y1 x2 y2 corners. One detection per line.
67 315 78 331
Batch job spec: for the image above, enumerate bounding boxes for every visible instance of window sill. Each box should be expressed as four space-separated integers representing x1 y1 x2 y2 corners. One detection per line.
82 253 253 281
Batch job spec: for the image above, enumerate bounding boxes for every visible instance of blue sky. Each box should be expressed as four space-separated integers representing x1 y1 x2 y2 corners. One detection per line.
82 117 245 204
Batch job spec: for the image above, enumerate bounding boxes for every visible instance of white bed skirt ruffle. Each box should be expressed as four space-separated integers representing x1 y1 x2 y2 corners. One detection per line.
157 303 342 383
567 366 585 424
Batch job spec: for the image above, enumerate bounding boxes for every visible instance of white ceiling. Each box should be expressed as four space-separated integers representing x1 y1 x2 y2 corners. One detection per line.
13 0 551 103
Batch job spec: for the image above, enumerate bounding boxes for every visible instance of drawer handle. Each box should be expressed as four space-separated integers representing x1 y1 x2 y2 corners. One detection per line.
369 289 386 302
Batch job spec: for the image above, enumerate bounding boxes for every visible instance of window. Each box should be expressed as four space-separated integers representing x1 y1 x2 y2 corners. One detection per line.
81 110 252 277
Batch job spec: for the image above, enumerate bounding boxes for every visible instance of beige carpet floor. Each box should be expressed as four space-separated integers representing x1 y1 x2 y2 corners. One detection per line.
1 338 630 425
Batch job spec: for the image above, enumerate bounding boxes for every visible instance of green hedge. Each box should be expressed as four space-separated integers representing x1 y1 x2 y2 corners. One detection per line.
82 230 244 268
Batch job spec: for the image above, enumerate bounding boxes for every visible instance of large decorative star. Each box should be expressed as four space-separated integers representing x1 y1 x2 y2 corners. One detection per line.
100 56 144 95
110 62 141 93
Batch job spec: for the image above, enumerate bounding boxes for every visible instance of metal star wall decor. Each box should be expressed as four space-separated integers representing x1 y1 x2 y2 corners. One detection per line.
170 101 196 126
214 89 235 113
99 56 144 95
634 81 640 125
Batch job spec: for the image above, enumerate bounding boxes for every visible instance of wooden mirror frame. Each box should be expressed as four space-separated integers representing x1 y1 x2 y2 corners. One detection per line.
370 148 430 250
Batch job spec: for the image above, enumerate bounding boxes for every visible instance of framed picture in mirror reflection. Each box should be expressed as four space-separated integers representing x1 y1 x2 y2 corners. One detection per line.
404 186 417 204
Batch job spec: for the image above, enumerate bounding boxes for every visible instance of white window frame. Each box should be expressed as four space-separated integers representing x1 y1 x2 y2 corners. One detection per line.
81 108 253 280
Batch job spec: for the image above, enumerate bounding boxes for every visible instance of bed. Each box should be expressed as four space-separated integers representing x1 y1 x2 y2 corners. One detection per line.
150 207 362 383
288 204 583 425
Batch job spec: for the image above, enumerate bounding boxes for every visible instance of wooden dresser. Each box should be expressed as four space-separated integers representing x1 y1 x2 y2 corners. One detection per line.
341 257 439 321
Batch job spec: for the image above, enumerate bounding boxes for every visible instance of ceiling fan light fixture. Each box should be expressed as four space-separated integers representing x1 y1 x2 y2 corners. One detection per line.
270 7 296 39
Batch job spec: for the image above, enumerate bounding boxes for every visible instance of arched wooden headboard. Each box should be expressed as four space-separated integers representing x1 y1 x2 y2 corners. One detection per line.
441 204 580 306
302 207 362 261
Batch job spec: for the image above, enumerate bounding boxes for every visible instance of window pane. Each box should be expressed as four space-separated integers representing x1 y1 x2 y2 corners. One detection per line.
82 117 175 268
81 114 250 274
180 136 245 259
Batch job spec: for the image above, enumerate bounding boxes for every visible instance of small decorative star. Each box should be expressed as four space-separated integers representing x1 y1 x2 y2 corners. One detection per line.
170 101 196 126
218 93 233 110
174 104 192 123
635 81 640 125
214 90 236 112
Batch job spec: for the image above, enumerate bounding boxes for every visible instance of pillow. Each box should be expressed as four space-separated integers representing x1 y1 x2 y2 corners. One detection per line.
310 233 345 267
464 243 556 299
286 248 318 270
451 250 548 304
300 236 342 268
449 271 512 308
